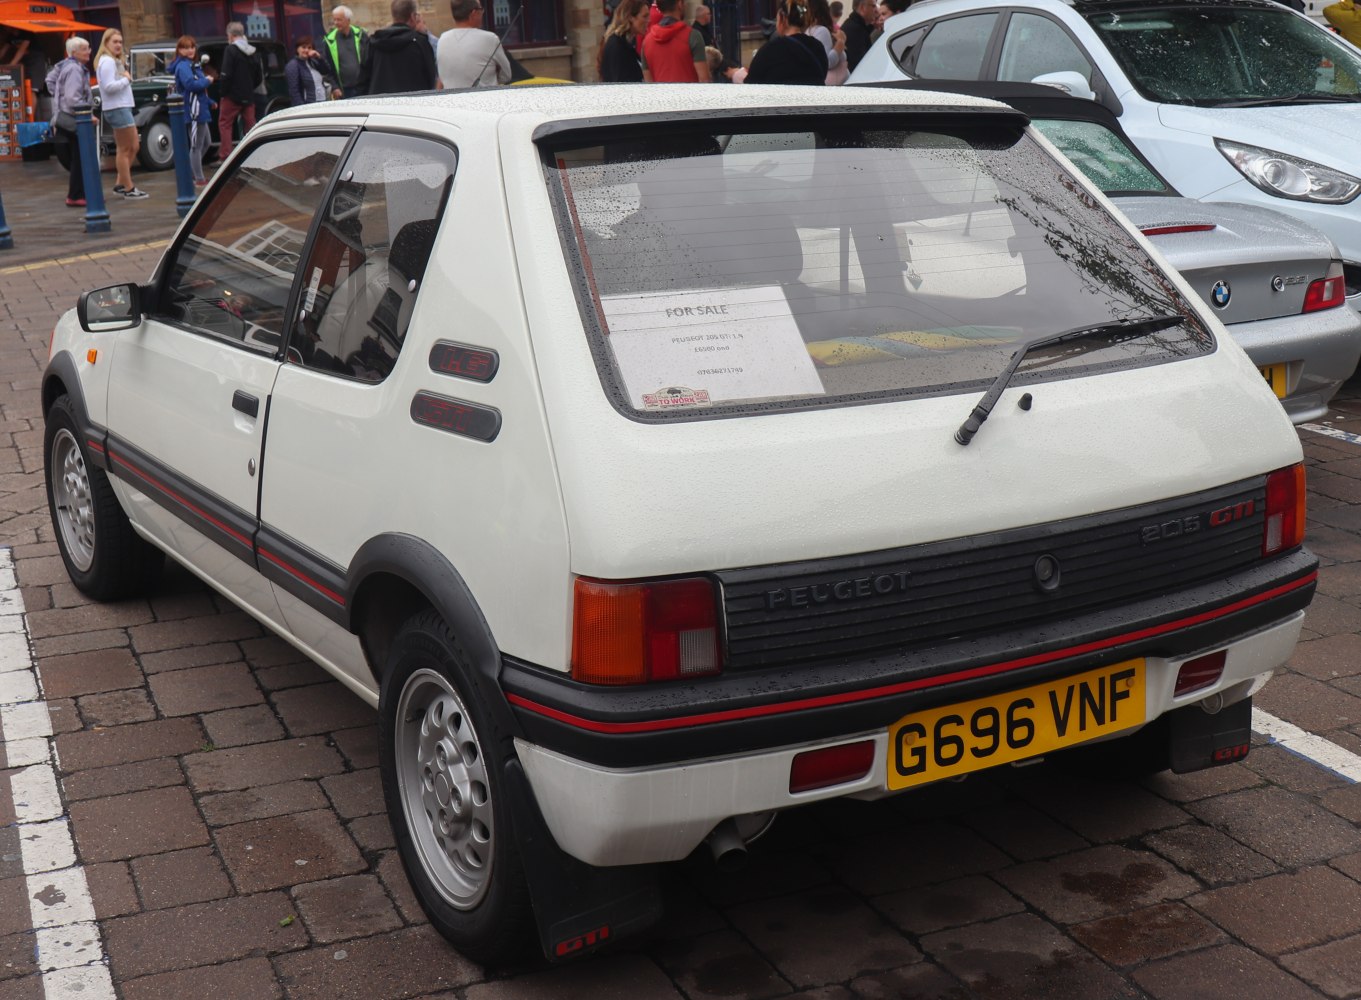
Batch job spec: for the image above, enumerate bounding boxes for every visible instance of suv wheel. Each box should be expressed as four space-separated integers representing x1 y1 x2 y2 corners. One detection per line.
379 610 535 964
44 395 164 599
138 117 175 171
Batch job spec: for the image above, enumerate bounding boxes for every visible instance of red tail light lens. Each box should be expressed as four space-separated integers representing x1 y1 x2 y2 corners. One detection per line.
1263 463 1306 557
1303 264 1346 313
571 576 722 684
790 740 875 793
1174 650 1226 696
1139 223 1217 237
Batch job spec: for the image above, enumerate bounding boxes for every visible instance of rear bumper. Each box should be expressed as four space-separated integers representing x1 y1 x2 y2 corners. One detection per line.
1228 306 1361 423
505 551 1315 865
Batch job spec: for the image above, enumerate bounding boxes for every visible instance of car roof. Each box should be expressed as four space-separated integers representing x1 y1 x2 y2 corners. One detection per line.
262 82 1015 129
899 0 1282 10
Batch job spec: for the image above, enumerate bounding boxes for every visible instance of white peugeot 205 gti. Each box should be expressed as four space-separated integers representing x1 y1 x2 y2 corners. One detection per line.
42 84 1315 963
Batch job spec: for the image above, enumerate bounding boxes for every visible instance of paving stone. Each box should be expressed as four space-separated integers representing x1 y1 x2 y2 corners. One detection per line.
138 642 242 675
1143 824 1279 886
254 660 333 692
201 704 285 748
875 875 1025 937
830 822 1010 896
1187 865 1361 956
0 931 38 983
1306 524 1361 564
132 846 233 909
37 647 143 699
1140 762 1262 803
42 698 81 734
85 861 140 919
70 786 210 862
105 892 307 979
121 957 283 1000
214 809 365 893
1281 933 1361 999
650 930 788 1000
145 588 219 625
271 683 375 737
461 952 682 1000
32 628 128 659
727 886 921 987
129 612 263 655
1320 784 1361 825
994 844 1199 925
240 635 314 669
349 814 396 852
1288 633 1361 679
1255 674 1361 735
960 799 1089 861
0 879 30 938
292 874 403 944
1134 944 1322 1000
77 688 156 727
1334 851 1361 883
147 662 263 718
198 779 329 827
376 851 425 925
1188 787 1361 867
0 974 41 1000
1069 903 1226 968
920 913 1139 1000
55 718 205 773
331 725 380 769
61 758 185 803
183 739 345 793
1009 771 1191 843
275 925 482 1000
321 768 383 819
25 601 154 639
1316 562 1361 600
848 963 972 1000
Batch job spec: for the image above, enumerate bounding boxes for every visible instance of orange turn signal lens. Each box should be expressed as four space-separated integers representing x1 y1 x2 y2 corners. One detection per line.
1263 463 1306 556
86 349 98 364
571 576 722 685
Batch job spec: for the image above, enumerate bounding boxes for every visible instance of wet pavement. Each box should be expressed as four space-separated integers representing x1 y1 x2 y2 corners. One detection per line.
4 155 1361 998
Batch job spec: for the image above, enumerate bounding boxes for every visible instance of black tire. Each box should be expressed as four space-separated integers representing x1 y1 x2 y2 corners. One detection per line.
379 609 536 965
44 395 164 600
138 117 175 171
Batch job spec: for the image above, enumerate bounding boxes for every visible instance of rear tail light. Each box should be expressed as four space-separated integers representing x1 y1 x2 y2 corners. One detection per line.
1174 650 1226 696
1139 223 1217 237
1263 463 1306 557
790 740 875 793
571 576 722 684
1303 263 1346 313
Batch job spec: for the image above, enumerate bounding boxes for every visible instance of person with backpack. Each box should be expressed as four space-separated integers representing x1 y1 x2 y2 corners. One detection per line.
218 21 263 161
169 36 215 186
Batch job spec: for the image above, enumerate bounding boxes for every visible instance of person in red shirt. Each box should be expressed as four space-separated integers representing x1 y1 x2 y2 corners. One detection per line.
643 0 711 81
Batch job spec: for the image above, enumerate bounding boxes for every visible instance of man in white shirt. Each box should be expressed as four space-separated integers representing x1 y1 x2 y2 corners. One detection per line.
437 0 512 89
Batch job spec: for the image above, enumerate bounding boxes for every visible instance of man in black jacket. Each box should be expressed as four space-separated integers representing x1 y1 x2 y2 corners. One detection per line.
218 21 264 159
368 0 439 94
841 0 877 72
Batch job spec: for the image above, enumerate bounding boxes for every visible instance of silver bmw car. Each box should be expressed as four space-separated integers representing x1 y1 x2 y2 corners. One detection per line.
867 81 1361 423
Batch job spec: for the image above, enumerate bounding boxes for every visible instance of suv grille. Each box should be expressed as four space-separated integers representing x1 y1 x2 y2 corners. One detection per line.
718 477 1267 670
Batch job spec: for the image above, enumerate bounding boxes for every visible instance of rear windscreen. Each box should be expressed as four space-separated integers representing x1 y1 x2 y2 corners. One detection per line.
544 119 1211 419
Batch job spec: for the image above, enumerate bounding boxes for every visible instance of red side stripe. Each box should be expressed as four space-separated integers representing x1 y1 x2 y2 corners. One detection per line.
87 439 105 454
110 452 252 549
258 547 347 607
507 573 1316 735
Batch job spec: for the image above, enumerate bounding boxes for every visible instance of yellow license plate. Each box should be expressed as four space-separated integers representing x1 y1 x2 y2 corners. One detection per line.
886 659 1146 790
1259 363 1289 399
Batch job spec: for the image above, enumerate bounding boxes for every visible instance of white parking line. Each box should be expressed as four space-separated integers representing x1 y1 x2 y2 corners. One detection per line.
0 549 115 999
1252 707 1361 783
1301 422 1361 447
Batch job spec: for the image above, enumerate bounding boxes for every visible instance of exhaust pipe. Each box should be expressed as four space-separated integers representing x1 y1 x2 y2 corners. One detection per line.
705 818 749 873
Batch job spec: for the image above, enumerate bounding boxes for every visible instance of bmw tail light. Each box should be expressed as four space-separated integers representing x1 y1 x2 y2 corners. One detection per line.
571 576 722 684
1263 464 1306 557
1303 263 1346 313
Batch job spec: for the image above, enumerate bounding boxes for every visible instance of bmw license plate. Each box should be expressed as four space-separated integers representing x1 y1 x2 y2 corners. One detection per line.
886 659 1146 790
1259 364 1288 399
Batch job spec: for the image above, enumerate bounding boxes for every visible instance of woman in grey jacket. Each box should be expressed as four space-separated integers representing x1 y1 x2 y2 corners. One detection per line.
46 36 92 208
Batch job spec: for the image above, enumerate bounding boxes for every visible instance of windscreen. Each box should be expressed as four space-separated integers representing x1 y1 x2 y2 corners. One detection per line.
1089 7 1361 104
545 119 1211 419
1031 118 1170 195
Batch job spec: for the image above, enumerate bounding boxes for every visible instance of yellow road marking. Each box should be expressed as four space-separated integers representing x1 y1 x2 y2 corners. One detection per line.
0 239 169 276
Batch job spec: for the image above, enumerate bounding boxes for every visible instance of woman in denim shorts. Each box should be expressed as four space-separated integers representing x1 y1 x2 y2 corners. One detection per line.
93 29 148 199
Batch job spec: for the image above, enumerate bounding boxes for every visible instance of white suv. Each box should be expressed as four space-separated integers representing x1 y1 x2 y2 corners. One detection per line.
849 0 1361 301
43 85 1316 964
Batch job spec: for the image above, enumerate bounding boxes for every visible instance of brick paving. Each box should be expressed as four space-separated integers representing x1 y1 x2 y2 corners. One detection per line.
7 165 1361 997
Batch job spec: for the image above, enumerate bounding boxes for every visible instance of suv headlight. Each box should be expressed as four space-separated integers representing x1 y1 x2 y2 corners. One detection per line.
1216 139 1361 204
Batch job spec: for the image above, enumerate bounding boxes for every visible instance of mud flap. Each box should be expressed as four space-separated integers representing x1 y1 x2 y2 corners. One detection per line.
502 757 663 963
1169 696 1253 774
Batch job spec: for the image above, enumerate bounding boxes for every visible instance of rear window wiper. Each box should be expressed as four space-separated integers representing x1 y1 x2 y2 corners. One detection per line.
954 314 1186 446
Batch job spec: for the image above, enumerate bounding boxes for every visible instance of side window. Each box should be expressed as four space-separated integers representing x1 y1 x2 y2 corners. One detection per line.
889 27 926 70
159 135 348 352
998 13 1094 84
289 132 456 383
912 14 998 80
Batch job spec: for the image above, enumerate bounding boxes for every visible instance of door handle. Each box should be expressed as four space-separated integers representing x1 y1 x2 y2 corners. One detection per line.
232 391 260 418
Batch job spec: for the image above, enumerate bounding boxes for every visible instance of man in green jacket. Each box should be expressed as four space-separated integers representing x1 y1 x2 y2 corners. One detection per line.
321 5 372 97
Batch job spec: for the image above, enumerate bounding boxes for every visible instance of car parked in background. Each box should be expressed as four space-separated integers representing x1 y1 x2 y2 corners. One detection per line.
848 0 1361 303
867 80 1361 422
42 85 1315 964
91 36 289 169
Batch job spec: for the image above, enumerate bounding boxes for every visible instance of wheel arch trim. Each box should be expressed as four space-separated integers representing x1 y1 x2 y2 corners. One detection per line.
42 353 107 470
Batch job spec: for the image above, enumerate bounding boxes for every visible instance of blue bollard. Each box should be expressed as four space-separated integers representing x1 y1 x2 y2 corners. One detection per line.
0 190 12 250
167 95 195 219
73 104 110 235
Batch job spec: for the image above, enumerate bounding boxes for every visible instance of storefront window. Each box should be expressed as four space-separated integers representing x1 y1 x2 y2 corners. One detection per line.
232 0 276 39
488 0 565 46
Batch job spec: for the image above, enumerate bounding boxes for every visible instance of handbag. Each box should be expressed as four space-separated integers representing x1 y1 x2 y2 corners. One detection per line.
53 110 77 132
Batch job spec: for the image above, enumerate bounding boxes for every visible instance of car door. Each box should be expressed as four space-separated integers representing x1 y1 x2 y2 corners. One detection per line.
104 131 351 623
